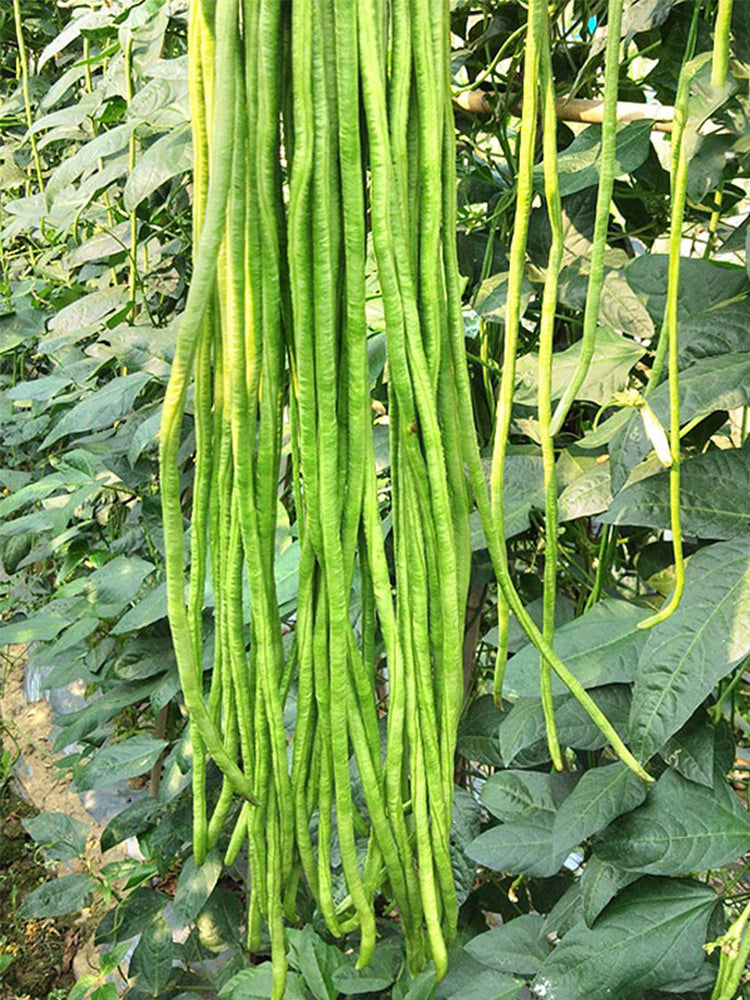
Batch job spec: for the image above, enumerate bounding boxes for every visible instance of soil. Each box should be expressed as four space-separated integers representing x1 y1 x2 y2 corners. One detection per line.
0 646 131 999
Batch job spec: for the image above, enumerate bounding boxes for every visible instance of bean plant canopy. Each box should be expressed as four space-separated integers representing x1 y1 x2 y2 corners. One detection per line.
2 1 750 1000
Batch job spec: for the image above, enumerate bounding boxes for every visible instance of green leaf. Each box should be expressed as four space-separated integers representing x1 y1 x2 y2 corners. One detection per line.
22 812 89 862
73 735 168 791
62 555 155 609
451 788 483 906
552 764 648 852
533 878 717 1000
123 125 192 211
0 954 15 976
557 463 612 522
500 685 632 764
502 600 648 697
515 327 644 407
481 769 576 822
483 595 575 655
579 855 640 927
629 538 750 759
456 695 504 766
95 888 166 945
438 956 522 1000
473 271 534 324
464 914 552 975
0 600 81 647
18 873 95 918
660 713 721 788
331 938 401 995
172 851 222 927
602 447 750 539
100 798 162 852
128 915 174 997
534 120 653 197
287 925 343 1000
219 965 307 1000
41 372 153 448
595 767 750 875
466 812 570 878
608 352 750 491
112 581 168 634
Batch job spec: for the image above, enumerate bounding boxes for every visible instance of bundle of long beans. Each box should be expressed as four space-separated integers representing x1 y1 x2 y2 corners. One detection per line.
158 0 707 996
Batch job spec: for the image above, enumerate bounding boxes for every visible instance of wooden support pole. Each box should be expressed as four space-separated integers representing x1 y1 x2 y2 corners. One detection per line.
454 90 674 133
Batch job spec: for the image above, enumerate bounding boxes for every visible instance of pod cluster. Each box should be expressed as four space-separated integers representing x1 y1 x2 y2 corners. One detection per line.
160 1 473 993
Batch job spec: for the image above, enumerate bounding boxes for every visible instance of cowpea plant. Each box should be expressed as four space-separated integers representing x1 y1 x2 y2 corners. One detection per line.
1 2 750 1000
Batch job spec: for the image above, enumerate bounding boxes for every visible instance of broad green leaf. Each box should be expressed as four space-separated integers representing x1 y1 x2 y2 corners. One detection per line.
456 695 504 766
172 851 222 927
112 581 168 634
22 811 89 862
95 888 166 945
466 813 570 878
557 463 612 522
481 770 576 822
629 538 750 759
100 799 162 852
579 856 640 927
543 882 584 938
45 288 126 339
608 352 750 491
287 925 343 1000
602 447 750 539
123 125 192 211
0 599 80 647
473 271 534 324
502 685 632 764
451 788 483 905
18 873 95 918
474 455 545 544
595 767 750 875
464 914 552 975
660 713 722 788
73 735 168 791
128 915 174 997
533 120 653 197
533 878 717 1000
483 594 575 654
219 965 307 1000
502 600 648 697
58 555 154 609
624 255 750 336
437 955 522 1000
47 122 135 200
331 937 401 994
552 764 647 852
515 327 644 406
42 372 153 448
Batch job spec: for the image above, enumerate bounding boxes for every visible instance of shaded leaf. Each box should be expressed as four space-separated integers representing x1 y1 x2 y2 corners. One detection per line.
464 914 552 976
595 767 750 875
629 538 750 759
18 873 94 918
602 447 750 539
73 735 168 791
533 878 717 1000
552 764 648 852
466 812 569 878
481 770 576 822
579 855 641 927
502 600 648 697
128 915 174 997
22 812 89 862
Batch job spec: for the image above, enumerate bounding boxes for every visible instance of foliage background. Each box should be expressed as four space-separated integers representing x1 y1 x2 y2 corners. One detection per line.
1 1 749 999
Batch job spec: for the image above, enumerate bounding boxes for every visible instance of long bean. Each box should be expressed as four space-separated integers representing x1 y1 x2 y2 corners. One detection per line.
549 0 624 436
